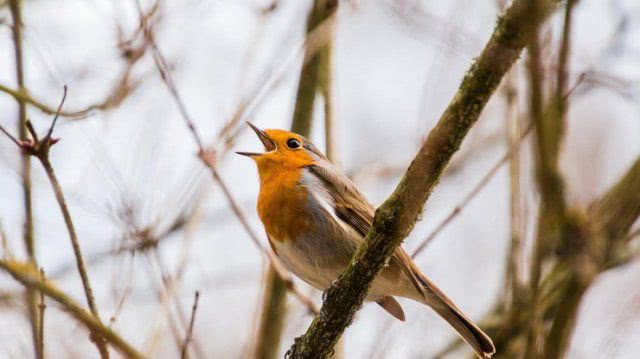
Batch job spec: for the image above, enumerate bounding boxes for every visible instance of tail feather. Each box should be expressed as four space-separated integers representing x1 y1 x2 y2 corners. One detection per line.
415 273 495 358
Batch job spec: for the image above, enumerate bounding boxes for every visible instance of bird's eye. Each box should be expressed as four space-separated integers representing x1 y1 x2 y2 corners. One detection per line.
287 138 301 149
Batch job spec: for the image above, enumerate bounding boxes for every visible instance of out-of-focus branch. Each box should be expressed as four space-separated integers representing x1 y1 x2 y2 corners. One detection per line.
318 8 337 165
592 158 640 247
0 71 141 120
37 268 46 359
252 266 289 359
290 0 337 135
524 1 575 356
253 2 337 358
287 1 560 357
7 2 39 356
0 259 144 359
504 69 524 306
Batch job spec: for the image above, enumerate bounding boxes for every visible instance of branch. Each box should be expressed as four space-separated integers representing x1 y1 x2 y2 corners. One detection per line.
0 260 144 359
7 1 39 355
287 1 560 357
525 2 575 356
593 157 640 251
290 0 337 135
37 268 46 359
253 266 289 359
180 291 200 359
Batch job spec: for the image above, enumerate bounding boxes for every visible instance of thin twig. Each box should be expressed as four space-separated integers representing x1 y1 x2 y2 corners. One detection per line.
0 123 21 147
8 1 39 356
180 291 200 359
43 85 67 142
411 124 533 258
37 268 46 359
134 0 204 150
150 249 206 359
39 146 110 359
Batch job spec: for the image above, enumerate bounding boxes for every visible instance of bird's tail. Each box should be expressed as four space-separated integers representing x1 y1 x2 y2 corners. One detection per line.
415 272 495 358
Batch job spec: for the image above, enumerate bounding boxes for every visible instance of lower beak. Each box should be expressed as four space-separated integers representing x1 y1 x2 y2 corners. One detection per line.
236 122 276 157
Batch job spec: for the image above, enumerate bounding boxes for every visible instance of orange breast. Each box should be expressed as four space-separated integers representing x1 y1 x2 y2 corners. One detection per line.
257 167 311 243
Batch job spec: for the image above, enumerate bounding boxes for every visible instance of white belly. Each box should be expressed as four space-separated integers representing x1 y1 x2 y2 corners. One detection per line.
271 235 350 291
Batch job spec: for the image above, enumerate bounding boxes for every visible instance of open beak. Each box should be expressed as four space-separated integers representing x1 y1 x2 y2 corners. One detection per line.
236 122 276 157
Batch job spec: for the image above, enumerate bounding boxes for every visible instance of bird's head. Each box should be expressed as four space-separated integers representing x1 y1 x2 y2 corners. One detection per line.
236 123 323 176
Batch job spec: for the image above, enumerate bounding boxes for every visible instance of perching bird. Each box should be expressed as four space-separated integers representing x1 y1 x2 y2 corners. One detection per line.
237 123 495 358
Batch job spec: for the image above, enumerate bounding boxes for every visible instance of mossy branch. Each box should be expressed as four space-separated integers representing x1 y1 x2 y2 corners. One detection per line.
287 1 560 358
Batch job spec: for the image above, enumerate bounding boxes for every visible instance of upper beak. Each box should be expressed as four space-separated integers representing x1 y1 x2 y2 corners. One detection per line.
235 122 276 157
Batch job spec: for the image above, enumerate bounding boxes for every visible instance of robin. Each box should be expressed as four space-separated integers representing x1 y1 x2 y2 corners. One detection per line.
237 123 495 358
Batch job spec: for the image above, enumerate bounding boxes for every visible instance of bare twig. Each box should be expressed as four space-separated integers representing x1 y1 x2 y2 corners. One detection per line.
0 123 21 147
150 248 206 359
411 124 533 258
180 291 200 359
37 268 46 359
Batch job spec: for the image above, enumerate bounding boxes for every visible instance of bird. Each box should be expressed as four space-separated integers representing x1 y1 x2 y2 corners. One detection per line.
237 123 495 358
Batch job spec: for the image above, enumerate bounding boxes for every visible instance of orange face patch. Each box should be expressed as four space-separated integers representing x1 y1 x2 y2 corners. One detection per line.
252 129 316 174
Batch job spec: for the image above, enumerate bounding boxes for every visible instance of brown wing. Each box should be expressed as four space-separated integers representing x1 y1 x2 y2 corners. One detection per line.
308 158 426 301
307 160 374 235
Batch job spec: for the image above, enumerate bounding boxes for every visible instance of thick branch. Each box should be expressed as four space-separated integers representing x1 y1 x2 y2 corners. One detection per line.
287 1 559 358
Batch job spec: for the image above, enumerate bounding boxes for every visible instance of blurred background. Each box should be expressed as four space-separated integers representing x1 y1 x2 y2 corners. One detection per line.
1 0 639 358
